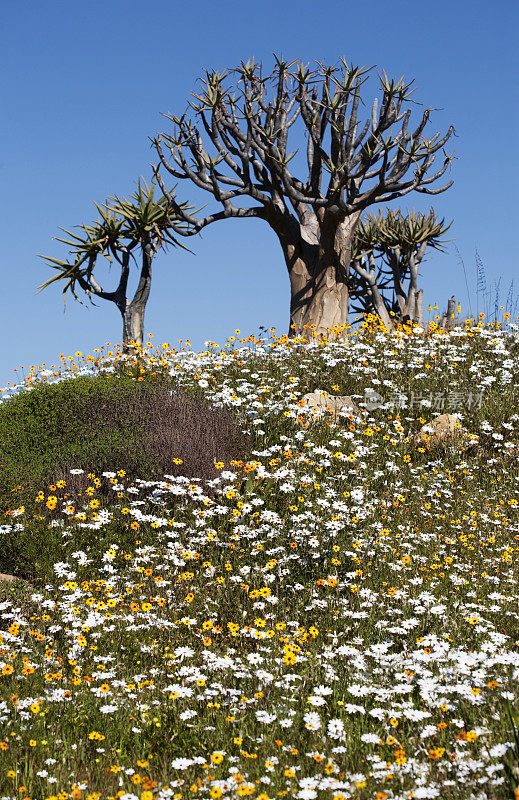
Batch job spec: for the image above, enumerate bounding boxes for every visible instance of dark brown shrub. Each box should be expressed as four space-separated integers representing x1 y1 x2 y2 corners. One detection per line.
0 372 252 518
44 381 253 502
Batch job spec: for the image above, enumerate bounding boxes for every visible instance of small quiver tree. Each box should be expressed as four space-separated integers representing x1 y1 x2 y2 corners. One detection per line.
350 208 451 328
37 179 196 352
153 56 455 339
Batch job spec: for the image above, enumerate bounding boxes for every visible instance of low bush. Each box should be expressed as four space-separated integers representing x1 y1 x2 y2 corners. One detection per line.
0 370 252 514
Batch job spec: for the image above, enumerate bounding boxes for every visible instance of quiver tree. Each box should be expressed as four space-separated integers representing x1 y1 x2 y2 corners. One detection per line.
153 55 455 338
350 208 451 328
37 179 196 352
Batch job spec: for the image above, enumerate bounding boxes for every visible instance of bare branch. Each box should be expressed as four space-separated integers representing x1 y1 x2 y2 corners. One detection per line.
153 56 455 249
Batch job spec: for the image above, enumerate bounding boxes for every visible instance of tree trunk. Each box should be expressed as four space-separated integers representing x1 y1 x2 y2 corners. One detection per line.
388 249 406 317
441 295 456 330
369 283 394 330
275 210 361 339
121 301 146 354
403 276 419 318
119 242 153 355
403 248 426 322
414 289 424 325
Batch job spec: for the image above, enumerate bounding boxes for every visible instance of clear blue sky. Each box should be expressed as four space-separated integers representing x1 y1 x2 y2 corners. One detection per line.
1 0 517 391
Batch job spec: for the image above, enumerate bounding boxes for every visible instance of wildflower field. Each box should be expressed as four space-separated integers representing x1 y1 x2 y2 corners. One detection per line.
0 319 518 800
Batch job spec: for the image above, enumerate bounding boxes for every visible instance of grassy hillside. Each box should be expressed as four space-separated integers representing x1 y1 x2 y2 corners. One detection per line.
0 320 518 800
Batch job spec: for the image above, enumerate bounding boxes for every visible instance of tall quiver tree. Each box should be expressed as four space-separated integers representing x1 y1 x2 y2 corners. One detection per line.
153 56 455 338
350 208 452 327
37 179 195 353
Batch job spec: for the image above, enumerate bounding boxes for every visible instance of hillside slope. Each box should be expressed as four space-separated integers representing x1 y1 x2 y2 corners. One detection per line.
0 322 518 800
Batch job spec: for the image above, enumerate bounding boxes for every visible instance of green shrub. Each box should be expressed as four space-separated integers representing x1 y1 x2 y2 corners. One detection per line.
0 370 252 516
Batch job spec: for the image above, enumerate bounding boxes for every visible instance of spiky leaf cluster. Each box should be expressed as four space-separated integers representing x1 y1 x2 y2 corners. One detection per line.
355 208 451 254
37 179 195 307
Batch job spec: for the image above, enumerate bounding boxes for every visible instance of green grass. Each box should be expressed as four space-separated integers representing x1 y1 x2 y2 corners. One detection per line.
0 320 518 800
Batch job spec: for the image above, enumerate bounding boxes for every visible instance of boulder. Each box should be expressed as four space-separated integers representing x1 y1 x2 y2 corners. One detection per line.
0 572 30 586
413 414 478 451
299 389 362 417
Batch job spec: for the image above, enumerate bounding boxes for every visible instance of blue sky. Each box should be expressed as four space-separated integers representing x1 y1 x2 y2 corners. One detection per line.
1 0 517 392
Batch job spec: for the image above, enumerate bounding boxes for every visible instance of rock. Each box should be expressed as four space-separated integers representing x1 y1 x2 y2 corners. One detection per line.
413 414 478 451
0 572 29 586
299 389 362 417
